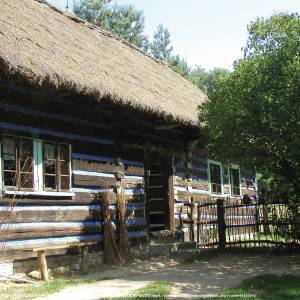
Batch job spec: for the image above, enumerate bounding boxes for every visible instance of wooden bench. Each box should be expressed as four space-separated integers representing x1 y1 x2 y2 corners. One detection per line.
30 243 94 281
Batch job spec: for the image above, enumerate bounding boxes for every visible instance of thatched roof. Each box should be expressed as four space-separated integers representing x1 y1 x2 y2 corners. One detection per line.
0 0 206 126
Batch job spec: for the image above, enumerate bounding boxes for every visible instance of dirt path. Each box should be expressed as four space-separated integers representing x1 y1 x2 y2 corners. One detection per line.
35 252 300 299
35 279 149 300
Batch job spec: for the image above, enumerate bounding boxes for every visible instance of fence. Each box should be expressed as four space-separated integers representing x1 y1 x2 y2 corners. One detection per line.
179 198 300 248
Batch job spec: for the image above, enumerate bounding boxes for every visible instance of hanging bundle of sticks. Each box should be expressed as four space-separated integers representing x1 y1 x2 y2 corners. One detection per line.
118 188 128 257
101 183 123 264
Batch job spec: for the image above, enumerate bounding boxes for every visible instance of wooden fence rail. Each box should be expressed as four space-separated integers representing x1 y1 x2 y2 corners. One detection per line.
179 198 300 248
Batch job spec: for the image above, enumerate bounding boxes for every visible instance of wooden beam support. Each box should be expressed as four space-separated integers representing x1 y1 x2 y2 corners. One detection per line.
37 250 49 281
166 157 175 234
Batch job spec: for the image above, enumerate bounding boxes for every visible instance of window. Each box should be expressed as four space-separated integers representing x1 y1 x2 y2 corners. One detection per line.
230 166 240 196
2 136 33 189
209 162 222 194
43 143 70 191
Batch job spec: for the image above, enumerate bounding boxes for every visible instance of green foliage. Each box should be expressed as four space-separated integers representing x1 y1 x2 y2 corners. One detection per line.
168 55 191 79
0 276 111 300
73 0 111 24
199 13 300 201
73 0 148 49
214 274 300 300
150 24 173 61
190 67 230 93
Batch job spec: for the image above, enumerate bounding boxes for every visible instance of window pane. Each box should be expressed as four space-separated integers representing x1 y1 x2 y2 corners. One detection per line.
60 161 69 175
230 168 240 195
43 144 55 160
45 175 56 189
210 163 222 194
19 139 32 159
4 171 16 186
3 138 16 171
21 173 33 188
44 160 56 175
60 145 69 161
61 176 69 190
20 139 33 172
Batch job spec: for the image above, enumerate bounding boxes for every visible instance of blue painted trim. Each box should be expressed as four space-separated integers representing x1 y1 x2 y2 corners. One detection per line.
191 177 209 182
72 187 115 193
3 234 103 247
191 166 207 173
126 203 144 210
0 205 100 211
123 159 144 167
192 156 208 164
124 188 144 194
8 221 102 229
128 230 146 237
73 170 115 178
0 122 113 145
72 153 114 163
126 219 146 226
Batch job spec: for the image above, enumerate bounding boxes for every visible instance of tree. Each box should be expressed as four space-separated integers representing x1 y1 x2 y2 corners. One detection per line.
189 67 230 93
168 55 191 79
73 0 148 49
198 13 300 201
73 0 111 24
150 24 173 61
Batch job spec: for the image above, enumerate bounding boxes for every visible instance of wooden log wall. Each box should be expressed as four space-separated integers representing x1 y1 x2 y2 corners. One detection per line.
0 127 146 262
173 150 258 236
174 150 211 233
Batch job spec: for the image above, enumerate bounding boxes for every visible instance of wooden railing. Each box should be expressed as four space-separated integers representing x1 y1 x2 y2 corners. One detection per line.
179 198 300 248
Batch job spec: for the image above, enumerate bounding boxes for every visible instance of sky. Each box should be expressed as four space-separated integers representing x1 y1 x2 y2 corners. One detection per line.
48 0 300 70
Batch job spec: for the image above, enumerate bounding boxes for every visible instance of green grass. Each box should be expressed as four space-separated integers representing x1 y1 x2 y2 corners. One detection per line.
0 276 111 300
207 274 300 300
115 281 173 300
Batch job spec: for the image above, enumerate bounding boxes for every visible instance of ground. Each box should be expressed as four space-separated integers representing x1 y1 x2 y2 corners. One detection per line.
2 251 300 299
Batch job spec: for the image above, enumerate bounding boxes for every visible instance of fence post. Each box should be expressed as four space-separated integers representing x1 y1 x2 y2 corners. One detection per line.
189 197 195 241
261 198 270 235
217 198 226 248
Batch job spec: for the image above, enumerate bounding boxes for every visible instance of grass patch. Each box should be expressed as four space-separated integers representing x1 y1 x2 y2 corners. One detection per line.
0 276 111 300
116 281 172 300
207 274 300 300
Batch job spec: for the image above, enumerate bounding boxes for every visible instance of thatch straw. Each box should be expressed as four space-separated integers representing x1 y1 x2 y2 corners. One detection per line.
0 0 207 126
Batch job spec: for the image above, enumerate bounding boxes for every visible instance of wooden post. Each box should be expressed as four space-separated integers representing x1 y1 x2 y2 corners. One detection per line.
217 199 226 249
80 246 89 274
262 198 270 235
37 250 49 281
167 173 175 233
189 197 195 241
197 202 200 244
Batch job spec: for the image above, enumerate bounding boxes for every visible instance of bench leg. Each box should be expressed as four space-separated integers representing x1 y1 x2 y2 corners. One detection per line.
37 250 49 281
80 246 89 274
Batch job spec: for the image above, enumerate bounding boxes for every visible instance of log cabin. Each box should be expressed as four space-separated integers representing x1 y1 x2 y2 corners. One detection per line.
0 0 257 272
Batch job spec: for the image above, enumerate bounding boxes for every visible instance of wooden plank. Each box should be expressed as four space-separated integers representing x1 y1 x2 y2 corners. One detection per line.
3 234 102 250
0 122 113 145
72 159 123 174
241 189 257 197
73 174 116 187
8 207 101 223
0 223 103 241
124 165 144 176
